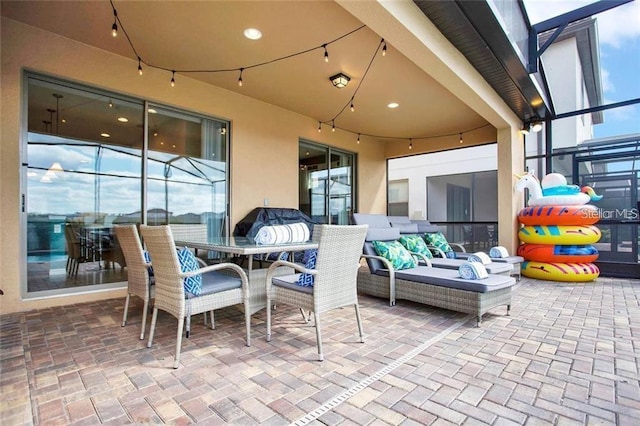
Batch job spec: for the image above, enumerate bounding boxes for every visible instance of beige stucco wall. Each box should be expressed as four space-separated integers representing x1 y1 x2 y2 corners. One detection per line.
0 17 387 314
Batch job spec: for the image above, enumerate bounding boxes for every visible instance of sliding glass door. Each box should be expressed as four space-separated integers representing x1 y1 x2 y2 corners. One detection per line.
23 74 229 296
298 140 355 224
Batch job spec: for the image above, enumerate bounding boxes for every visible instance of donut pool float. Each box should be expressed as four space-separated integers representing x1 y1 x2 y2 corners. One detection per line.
521 261 599 282
517 205 599 226
517 244 599 263
518 225 601 245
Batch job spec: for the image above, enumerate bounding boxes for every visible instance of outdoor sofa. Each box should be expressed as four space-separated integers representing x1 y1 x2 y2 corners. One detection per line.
353 214 515 326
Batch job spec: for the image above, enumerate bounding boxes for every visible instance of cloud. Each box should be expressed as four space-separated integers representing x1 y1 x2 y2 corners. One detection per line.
600 68 615 93
524 0 640 48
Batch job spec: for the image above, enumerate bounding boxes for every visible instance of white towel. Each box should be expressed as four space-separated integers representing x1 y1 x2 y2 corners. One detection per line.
489 246 510 258
458 262 489 280
467 251 491 265
254 223 310 245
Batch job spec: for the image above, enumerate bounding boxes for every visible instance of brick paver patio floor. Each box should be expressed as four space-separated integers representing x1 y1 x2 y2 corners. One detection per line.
1 276 639 425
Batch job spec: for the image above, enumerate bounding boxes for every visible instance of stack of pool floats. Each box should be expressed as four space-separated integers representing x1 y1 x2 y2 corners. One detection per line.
514 171 602 282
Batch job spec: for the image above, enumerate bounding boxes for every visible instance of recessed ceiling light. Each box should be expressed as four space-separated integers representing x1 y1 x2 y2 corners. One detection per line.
117 117 129 123
387 102 399 109
148 108 157 114
244 28 262 40
100 133 110 138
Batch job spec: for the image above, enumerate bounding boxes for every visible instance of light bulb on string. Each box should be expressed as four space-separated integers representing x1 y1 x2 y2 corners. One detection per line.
350 100 355 112
137 57 143 76
111 9 118 37
323 44 329 62
409 139 412 150
459 133 463 144
318 121 322 132
238 68 244 87
108 99 113 108
357 133 360 144
332 120 336 132
170 71 176 87
382 39 387 56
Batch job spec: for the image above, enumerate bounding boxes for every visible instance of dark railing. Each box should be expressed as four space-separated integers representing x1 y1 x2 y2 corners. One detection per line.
431 221 499 253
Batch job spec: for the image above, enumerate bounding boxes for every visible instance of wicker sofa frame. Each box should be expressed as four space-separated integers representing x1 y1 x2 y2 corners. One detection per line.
357 264 512 326
353 213 513 326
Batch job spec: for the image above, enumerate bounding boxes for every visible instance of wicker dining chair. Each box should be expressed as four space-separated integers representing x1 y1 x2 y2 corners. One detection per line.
140 225 251 369
114 225 154 340
265 224 368 361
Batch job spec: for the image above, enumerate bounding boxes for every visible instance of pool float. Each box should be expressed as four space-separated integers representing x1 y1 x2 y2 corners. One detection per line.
521 261 599 282
514 170 602 206
518 225 601 245
517 205 599 226
517 244 599 263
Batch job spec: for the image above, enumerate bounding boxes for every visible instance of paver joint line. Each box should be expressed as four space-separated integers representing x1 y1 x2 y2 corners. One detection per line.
290 316 471 425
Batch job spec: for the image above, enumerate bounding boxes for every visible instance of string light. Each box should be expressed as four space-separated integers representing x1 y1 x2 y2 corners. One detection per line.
332 120 336 132
108 7 488 147
357 133 360 144
111 8 118 37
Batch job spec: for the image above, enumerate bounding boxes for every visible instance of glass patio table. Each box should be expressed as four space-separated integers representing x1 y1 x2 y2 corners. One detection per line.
173 235 318 315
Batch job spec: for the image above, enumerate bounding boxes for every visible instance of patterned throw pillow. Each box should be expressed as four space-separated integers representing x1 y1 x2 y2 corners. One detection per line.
177 247 203 295
398 234 433 259
143 250 154 276
296 249 317 287
423 232 454 258
372 240 417 270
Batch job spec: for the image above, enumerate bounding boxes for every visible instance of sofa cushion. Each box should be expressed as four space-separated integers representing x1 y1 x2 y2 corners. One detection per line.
381 266 515 293
272 274 314 294
398 234 433 259
353 213 392 229
372 240 417 270
391 223 420 234
365 227 400 242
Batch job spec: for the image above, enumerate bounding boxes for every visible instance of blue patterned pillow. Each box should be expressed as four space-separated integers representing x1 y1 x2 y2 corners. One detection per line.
177 247 202 295
143 250 154 276
372 240 417 270
296 249 317 287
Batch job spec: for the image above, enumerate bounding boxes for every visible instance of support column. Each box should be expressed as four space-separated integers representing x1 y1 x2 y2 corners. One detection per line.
497 126 525 254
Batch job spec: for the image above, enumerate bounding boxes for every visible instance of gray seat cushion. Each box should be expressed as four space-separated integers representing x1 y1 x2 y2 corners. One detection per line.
456 252 524 265
428 258 513 275
185 271 242 299
272 274 314 294
376 266 515 293
353 213 392 228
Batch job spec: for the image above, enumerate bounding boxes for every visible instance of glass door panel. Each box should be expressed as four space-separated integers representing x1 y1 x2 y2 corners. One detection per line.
299 141 355 225
146 106 228 240
25 76 144 293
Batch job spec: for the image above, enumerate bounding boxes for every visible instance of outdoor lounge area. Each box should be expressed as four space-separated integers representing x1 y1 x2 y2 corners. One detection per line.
2 0 640 424
2 276 640 424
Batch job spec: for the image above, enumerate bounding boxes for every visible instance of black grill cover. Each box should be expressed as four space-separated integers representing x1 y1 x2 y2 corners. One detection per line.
233 207 317 239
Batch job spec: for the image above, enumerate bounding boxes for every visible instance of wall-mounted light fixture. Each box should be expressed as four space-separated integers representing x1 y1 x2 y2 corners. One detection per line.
530 120 543 132
330 73 350 89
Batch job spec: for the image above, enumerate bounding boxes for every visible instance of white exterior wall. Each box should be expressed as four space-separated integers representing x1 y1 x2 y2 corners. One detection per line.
542 37 594 148
388 144 497 220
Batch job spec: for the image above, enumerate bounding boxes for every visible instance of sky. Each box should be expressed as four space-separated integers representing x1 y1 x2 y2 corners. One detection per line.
523 0 640 138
